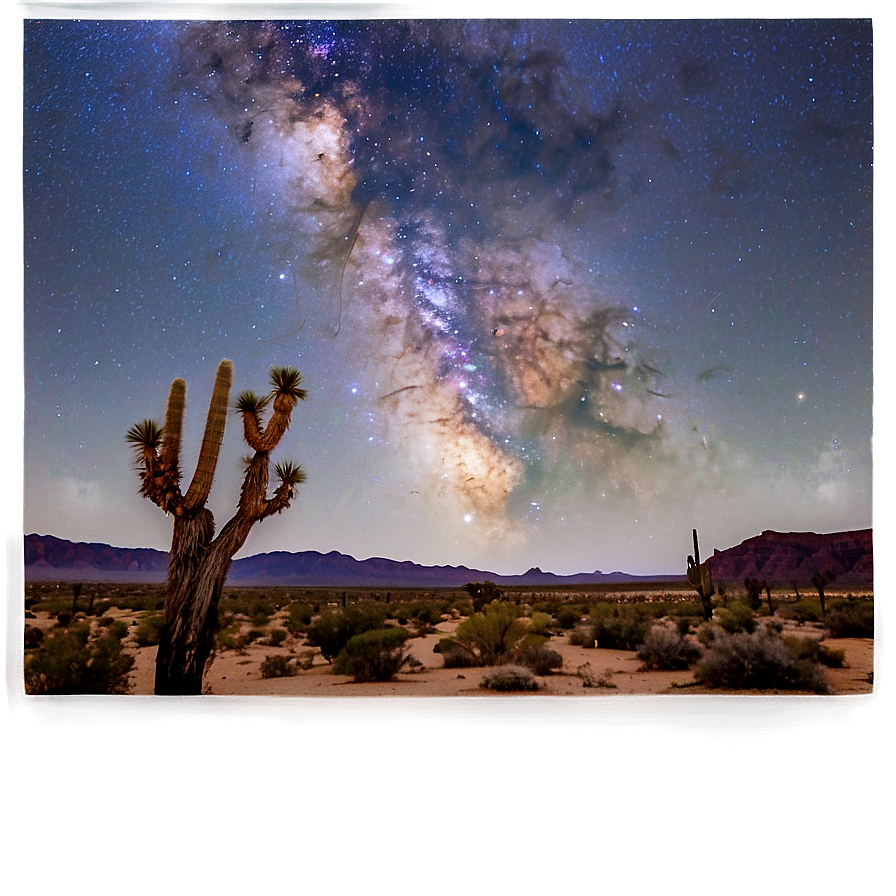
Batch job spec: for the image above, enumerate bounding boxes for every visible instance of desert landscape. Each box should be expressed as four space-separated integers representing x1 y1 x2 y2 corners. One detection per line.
22 580 874 696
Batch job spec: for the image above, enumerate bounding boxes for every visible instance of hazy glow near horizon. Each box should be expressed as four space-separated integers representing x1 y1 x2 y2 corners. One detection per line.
23 19 872 575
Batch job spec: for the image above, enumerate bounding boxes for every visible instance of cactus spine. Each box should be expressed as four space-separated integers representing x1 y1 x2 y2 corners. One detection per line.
127 359 306 694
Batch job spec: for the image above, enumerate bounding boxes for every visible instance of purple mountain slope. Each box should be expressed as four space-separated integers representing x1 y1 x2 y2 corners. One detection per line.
23 533 659 586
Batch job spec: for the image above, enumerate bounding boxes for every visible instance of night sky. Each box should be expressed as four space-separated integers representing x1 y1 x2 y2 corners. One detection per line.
22 17 873 576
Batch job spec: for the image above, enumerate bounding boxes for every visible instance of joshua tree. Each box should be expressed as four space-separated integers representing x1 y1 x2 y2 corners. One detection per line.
687 528 715 621
811 570 838 618
743 577 763 611
126 359 306 695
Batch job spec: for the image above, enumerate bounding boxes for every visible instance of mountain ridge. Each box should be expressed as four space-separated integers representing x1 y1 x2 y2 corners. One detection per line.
23 528 872 587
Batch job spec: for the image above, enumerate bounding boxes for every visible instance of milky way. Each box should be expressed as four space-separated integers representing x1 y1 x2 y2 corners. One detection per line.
23 18 873 573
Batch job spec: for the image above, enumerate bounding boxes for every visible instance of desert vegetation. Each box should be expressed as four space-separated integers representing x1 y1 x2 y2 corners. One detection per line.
22 578 874 695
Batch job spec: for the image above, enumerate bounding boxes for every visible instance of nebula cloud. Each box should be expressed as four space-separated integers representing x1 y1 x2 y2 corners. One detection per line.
171 19 840 547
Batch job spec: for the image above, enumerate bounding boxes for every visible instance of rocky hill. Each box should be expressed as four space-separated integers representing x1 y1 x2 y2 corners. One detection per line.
708 529 872 586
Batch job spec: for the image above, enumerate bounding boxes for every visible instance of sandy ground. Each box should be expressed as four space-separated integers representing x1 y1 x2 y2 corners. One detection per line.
24 608 871 697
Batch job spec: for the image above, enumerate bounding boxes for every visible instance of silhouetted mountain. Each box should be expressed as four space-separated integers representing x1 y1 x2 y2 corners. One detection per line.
23 528 872 588
23 533 659 586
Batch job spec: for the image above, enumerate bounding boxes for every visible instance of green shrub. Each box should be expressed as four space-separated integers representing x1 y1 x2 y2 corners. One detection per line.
590 604 651 650
714 601 756 635
480 665 540 692
694 629 831 694
332 627 410 682
517 644 563 676
636 623 703 670
24 625 134 694
825 600 874 638
104 620 129 641
306 604 389 663
433 637 478 668
784 636 846 668
285 601 314 633
448 601 526 666
260 654 298 679
134 614 165 647
555 607 581 630
779 599 824 625
527 611 553 637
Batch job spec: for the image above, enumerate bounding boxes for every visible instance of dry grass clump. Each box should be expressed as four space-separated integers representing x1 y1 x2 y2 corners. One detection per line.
636 622 703 670
480 665 540 692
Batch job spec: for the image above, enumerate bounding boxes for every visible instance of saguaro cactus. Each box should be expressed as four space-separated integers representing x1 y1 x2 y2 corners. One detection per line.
686 528 715 621
126 359 306 694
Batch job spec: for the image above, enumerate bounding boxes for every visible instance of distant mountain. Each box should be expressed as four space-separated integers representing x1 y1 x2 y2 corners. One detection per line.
22 533 660 587
708 528 872 586
23 528 873 588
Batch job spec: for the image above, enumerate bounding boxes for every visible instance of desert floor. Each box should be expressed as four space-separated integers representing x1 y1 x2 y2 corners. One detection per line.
24 605 873 697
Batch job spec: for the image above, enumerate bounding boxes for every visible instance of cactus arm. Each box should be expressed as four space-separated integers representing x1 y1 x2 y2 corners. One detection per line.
183 359 233 512
161 377 186 473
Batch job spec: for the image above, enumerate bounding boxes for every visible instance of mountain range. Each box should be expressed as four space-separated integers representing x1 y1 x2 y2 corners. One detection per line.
23 528 872 588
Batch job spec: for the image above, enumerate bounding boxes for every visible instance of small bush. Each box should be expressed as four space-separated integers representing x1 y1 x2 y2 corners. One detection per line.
55 611 72 627
517 644 563 676
555 606 581 630
448 601 526 666
433 637 478 668
785 637 846 668
590 604 651 650
636 623 703 670
260 654 298 679
285 601 314 633
267 628 289 647
694 629 831 694
105 620 130 641
568 625 595 647
779 599 824 625
332 627 410 682
527 611 553 637
24 625 134 694
134 614 165 647
480 665 540 692
825 600 874 638
714 601 755 635
24 625 44 650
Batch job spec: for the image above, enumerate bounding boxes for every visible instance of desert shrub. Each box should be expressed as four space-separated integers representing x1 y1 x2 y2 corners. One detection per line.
784 636 846 668
285 601 314 633
637 623 703 670
779 599 824 625
517 644 563 675
694 629 830 694
408 602 443 626
527 611 553 637
590 604 651 650
569 625 595 647
306 604 389 663
577 662 617 689
714 601 756 635
533 600 561 617
246 628 266 643
464 581 503 613
260 654 298 679
104 620 130 641
134 613 165 647
449 601 526 666
24 625 134 694
825 600 874 638
215 621 247 652
480 665 540 692
332 627 410 682
555 607 581 630
267 628 289 647
55 611 72 627
24 625 44 650
433 637 478 668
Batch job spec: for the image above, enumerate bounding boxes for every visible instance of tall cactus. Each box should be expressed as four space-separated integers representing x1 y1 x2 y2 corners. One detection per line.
686 528 715 621
126 359 306 694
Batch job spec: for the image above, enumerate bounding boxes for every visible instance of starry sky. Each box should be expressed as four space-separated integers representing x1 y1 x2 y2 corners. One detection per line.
22 17 873 576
